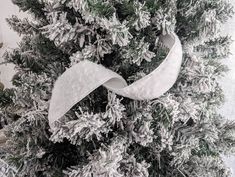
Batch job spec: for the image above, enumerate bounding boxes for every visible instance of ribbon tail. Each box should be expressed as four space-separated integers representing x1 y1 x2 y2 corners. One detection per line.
48 33 182 128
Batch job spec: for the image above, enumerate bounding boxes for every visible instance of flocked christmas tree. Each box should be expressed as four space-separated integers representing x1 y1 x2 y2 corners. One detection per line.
1 0 235 176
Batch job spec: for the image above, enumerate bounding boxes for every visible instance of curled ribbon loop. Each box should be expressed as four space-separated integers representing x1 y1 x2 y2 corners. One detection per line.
48 33 183 128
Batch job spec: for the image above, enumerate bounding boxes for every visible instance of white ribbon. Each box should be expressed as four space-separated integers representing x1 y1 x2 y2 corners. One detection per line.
48 33 183 128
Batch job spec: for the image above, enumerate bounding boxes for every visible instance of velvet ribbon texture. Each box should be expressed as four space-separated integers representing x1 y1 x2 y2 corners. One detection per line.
48 33 183 128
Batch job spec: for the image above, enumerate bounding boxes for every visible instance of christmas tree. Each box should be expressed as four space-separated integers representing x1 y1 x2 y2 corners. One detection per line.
1 0 235 176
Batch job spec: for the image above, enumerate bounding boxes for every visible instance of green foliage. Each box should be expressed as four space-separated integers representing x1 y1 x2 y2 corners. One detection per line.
12 0 46 19
88 0 116 18
0 0 235 176
195 36 233 59
0 89 15 108
176 0 234 40
6 15 38 36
